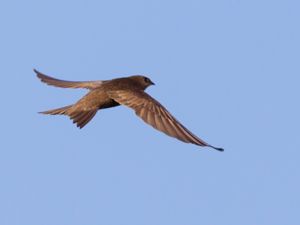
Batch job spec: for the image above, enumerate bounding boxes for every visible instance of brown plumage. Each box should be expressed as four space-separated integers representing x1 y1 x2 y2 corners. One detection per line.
35 69 223 151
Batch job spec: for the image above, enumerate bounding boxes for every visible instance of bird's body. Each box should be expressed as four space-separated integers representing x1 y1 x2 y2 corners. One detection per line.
35 69 223 151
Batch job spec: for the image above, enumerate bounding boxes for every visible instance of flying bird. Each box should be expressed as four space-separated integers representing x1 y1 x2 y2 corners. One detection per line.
35 69 223 151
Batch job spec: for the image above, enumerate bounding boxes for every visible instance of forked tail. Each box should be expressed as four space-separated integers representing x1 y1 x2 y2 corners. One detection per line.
39 105 73 115
39 105 97 129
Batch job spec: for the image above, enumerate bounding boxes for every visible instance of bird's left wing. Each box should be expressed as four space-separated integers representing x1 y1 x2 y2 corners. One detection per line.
108 89 223 151
34 69 104 90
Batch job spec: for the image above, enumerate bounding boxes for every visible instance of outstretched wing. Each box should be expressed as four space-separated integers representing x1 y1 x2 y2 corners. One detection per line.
34 69 104 89
108 90 223 151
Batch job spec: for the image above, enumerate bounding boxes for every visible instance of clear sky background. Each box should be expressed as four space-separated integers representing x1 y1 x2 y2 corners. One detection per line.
1 0 299 225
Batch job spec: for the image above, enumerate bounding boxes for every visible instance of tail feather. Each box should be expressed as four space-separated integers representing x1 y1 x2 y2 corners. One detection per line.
40 105 97 129
39 105 73 115
69 110 97 129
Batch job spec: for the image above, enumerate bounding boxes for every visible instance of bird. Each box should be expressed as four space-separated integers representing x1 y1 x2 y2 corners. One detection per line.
35 69 223 151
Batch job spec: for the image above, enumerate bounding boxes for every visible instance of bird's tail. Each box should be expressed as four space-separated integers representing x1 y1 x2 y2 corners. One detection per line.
39 105 97 129
39 105 73 115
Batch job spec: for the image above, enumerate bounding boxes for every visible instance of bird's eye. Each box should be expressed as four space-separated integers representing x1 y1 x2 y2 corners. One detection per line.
144 77 150 83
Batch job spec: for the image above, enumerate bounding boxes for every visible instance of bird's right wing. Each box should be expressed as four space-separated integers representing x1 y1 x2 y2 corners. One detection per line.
108 89 223 151
34 69 104 90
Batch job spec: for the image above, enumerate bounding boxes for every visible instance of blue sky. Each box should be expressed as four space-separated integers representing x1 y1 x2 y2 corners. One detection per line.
1 0 299 225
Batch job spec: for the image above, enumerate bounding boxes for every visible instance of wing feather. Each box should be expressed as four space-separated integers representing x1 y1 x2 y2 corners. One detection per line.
108 90 223 151
34 69 104 89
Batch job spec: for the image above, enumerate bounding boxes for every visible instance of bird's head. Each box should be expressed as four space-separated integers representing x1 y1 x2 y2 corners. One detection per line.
131 75 155 90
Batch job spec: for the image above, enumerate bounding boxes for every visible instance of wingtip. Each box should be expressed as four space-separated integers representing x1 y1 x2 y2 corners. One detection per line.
39 111 49 115
215 147 224 152
208 145 224 152
34 68 43 79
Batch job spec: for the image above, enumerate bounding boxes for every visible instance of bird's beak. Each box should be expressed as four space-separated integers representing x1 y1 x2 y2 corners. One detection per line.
150 80 155 85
